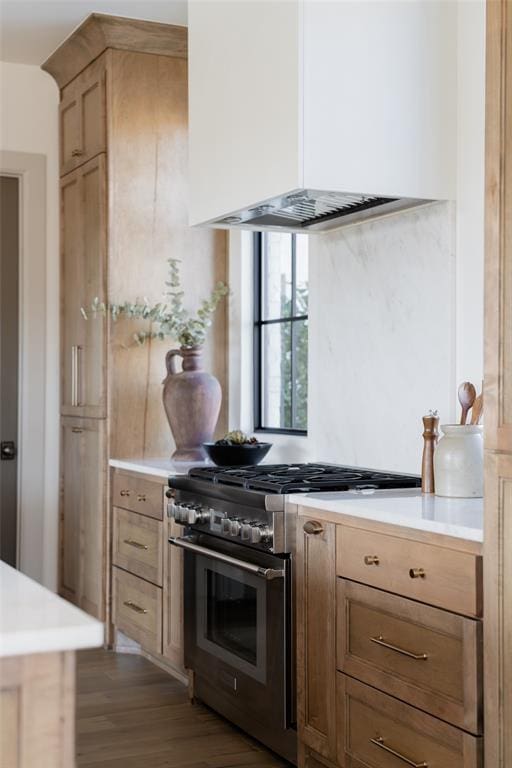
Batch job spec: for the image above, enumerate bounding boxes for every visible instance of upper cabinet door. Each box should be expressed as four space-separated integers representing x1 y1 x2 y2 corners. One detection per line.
60 155 107 418
60 55 106 176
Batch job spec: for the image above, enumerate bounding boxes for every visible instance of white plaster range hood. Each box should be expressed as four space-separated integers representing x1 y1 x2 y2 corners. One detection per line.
188 1 457 233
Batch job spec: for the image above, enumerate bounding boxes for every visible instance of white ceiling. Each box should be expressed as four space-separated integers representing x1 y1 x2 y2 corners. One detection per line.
0 0 188 66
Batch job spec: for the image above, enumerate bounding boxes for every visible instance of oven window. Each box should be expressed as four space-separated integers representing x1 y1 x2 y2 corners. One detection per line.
205 570 257 665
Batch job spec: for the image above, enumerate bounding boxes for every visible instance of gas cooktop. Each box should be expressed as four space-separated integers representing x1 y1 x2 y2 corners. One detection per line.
188 463 421 494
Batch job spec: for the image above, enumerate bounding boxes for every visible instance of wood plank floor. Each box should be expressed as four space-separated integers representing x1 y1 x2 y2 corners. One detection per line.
76 649 291 768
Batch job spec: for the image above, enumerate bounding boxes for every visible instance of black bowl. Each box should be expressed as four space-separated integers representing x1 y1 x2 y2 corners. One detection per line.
203 442 272 467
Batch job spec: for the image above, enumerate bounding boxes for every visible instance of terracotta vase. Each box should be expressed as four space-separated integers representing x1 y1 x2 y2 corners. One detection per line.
162 346 221 462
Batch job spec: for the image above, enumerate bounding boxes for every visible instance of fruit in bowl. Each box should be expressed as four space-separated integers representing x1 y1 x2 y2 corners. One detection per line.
203 431 272 466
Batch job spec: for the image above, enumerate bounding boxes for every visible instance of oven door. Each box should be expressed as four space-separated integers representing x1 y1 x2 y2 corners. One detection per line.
172 533 291 730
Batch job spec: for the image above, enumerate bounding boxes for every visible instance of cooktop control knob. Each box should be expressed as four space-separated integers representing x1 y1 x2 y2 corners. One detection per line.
222 517 232 535
241 521 258 541
187 505 210 525
251 524 272 545
173 503 189 523
229 518 242 537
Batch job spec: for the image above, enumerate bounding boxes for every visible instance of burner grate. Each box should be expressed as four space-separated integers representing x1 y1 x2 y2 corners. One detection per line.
188 463 421 493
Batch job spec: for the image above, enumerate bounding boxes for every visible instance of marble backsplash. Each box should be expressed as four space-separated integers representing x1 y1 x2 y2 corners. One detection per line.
308 201 456 475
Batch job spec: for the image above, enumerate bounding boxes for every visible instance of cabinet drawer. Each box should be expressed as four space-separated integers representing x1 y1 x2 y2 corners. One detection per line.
336 526 482 617
337 579 482 733
337 674 482 768
113 508 163 586
112 567 162 655
113 472 164 519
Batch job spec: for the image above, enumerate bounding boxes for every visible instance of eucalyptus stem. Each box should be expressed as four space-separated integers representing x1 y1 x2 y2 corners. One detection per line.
82 259 229 348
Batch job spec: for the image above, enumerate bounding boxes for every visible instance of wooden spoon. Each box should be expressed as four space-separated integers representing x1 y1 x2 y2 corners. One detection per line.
471 389 484 425
458 381 476 425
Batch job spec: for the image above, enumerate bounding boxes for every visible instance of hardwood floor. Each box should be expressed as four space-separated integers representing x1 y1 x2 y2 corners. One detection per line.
76 649 290 768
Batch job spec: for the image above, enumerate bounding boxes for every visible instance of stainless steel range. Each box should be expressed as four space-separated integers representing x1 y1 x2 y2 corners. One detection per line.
168 463 421 763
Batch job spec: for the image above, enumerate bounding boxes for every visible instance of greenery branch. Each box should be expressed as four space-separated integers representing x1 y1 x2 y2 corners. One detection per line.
81 258 229 348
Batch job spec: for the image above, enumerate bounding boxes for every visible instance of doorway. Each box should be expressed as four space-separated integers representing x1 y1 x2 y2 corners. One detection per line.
0 175 19 566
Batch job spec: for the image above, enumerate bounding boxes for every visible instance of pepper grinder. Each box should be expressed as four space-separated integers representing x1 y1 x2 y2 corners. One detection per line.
422 410 439 494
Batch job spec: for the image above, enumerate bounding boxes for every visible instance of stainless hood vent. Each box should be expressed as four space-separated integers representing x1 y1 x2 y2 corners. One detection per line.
214 189 429 233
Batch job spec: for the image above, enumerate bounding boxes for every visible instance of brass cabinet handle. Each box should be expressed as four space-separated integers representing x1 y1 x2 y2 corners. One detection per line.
137 494 147 502
123 600 147 615
303 520 323 535
370 737 427 767
123 539 148 551
364 555 380 565
370 635 428 660
119 490 131 497
71 148 84 157
71 427 83 434
409 567 426 579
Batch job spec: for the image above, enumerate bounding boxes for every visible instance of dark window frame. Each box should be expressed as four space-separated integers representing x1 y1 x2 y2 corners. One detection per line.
253 232 308 436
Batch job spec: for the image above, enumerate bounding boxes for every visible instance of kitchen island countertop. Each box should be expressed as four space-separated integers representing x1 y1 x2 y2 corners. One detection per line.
288 488 483 543
0 561 103 658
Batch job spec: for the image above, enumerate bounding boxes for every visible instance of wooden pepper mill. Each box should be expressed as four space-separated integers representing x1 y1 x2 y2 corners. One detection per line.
422 410 439 494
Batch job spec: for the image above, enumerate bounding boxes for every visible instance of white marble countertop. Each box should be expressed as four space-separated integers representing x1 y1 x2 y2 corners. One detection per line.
109 457 211 478
0 561 104 658
288 488 484 543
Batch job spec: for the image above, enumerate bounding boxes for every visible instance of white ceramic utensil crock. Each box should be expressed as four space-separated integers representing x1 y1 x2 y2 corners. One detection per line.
434 424 483 498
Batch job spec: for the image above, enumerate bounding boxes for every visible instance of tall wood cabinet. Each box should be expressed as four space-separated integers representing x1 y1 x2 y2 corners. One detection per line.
43 14 227 622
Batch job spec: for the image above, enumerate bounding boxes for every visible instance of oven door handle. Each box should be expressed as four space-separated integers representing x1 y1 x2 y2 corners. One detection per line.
169 536 285 580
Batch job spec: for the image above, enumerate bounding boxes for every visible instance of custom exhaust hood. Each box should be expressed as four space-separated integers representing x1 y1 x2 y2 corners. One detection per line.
188 1 456 234
215 190 427 234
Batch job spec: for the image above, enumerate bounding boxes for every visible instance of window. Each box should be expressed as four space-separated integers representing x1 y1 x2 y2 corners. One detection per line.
254 232 308 434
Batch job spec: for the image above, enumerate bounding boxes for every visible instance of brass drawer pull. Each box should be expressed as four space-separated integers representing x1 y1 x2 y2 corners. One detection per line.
364 555 380 565
137 494 147 502
123 539 148 551
71 148 84 157
303 520 323 535
370 635 428 660
409 567 426 579
123 600 147 615
119 490 131 497
71 427 83 434
370 736 428 767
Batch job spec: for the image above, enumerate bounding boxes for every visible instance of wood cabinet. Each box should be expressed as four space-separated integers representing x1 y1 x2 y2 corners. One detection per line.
337 524 483 617
163 516 184 670
113 507 163 586
110 468 184 678
483 2 512 764
337 579 482 733
112 566 162 655
59 55 106 175
296 508 483 768
44 14 226 623
59 418 106 619
296 516 337 763
337 674 482 768
60 154 107 418
113 471 165 520
0 652 75 768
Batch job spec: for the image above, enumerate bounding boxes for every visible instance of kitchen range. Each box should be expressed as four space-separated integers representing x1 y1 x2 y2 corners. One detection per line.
167 463 421 763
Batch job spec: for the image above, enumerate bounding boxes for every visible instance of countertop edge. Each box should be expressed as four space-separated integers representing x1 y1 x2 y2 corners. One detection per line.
289 492 483 552
0 623 105 658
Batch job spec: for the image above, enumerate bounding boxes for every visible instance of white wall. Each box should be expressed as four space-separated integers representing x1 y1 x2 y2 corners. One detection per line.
0 62 60 589
308 203 456 473
456 0 486 391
